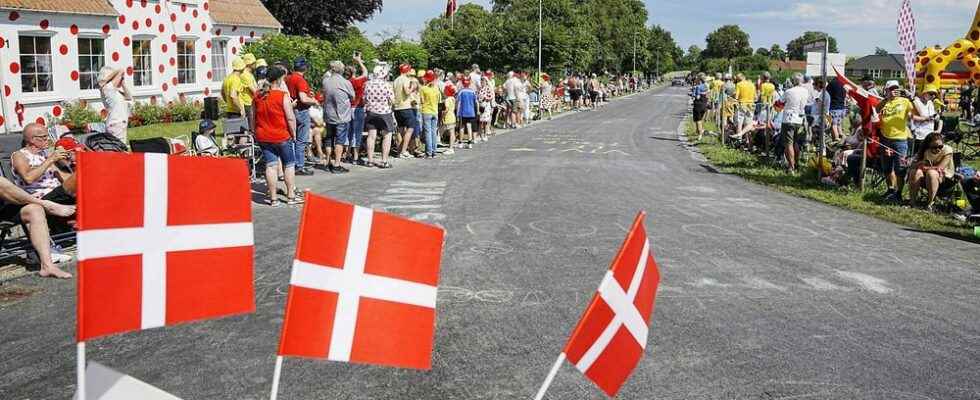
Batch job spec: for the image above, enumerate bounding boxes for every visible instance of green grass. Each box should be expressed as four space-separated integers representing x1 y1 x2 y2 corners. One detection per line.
128 119 225 142
686 118 978 243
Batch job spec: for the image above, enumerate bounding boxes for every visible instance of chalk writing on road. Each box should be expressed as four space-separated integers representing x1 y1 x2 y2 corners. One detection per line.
371 181 447 226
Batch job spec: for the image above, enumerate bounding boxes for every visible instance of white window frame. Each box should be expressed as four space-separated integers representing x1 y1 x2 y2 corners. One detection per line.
132 38 154 87
211 38 228 82
77 37 105 91
19 34 54 93
177 39 196 85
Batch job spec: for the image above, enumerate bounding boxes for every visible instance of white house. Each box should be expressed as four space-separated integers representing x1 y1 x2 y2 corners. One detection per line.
0 0 282 133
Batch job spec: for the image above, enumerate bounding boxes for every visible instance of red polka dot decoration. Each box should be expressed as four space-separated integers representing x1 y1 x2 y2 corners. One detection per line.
250 31 255 38
112 52 120 62
206 41 212 49
0 36 4 48
171 77 178 86
39 19 49 30
140 0 147 7
132 21 139 30
162 43 168 52
201 23 207 32
155 4 161 14
119 15 126 24
239 37 244 44
170 34 177 42
102 25 111 34
206 71 213 80
100 109 108 119
9 11 20 21
52 105 62 117
70 25 79 35
3 85 10 96
59 44 69 55
204 87 210 96
215 29 222 36
170 13 177 22
69 70 79 81
231 47 237 55
35 117 45 125
158 65 164 73
169 57 175 66
0 115 4 125
10 62 20 74
203 2 209 11
180 4 187 12
201 54 206 63
193 9 198 18
158 24 165 33
145 18 152 28
126 0 133 7
162 83 169 91
184 23 191 32
126 67 133 76
123 37 131 46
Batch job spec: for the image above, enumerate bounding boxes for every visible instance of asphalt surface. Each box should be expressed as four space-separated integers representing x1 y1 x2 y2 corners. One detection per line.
1 86 979 400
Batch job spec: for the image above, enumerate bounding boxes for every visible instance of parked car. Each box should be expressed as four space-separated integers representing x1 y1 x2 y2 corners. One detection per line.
671 78 686 87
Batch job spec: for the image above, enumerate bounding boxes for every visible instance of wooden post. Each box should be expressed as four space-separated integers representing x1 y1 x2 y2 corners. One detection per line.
859 137 868 191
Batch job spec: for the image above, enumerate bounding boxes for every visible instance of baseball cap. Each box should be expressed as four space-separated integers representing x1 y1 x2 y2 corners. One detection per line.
399 63 412 74
242 54 257 65
255 59 268 68
199 119 216 133
444 84 456 97
884 80 901 89
231 57 245 71
423 70 436 82
293 57 307 70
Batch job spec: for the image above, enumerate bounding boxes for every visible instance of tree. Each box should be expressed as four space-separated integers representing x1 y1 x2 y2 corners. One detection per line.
786 31 839 60
681 45 701 68
755 47 771 57
378 36 430 69
262 0 382 38
874 47 890 56
703 25 752 60
769 44 786 60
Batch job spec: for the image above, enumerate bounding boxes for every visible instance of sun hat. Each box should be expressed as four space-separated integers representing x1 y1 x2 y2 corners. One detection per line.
97 66 115 84
242 54 257 65
231 57 246 71
255 59 268 68
199 119 216 133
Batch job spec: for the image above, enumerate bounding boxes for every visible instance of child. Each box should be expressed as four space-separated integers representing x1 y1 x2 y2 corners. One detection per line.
442 85 458 154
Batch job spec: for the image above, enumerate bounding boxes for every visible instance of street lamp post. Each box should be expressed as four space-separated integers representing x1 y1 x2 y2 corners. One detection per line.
537 0 543 85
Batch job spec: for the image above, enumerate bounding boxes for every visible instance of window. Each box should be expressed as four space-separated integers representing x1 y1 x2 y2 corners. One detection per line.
177 39 196 84
211 39 227 81
19 35 53 93
78 38 105 90
891 70 904 79
132 39 153 87
868 69 881 79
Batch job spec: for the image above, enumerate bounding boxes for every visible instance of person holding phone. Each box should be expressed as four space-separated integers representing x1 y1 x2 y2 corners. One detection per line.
875 80 920 203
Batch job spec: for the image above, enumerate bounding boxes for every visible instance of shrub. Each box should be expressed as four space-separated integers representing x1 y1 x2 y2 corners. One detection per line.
244 34 336 91
57 101 102 130
129 101 202 127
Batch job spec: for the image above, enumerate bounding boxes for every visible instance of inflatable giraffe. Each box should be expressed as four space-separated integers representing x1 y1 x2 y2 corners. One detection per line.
915 1 980 94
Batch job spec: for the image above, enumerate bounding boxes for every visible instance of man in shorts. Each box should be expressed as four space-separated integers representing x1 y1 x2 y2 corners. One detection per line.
393 64 419 158
0 175 76 278
826 75 848 142
780 73 810 172
322 60 354 174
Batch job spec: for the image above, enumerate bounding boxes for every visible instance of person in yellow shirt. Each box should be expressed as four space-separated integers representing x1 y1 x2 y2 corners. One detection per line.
419 70 442 158
875 80 919 202
221 57 247 137
392 64 418 157
442 85 458 155
238 54 258 131
733 73 757 139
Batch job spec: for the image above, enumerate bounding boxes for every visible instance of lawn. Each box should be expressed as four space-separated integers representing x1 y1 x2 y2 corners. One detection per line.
685 118 978 243
128 119 225 142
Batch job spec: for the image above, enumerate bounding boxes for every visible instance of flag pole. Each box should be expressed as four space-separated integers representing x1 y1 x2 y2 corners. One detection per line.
537 0 542 86
269 356 284 400
77 342 86 400
532 353 566 400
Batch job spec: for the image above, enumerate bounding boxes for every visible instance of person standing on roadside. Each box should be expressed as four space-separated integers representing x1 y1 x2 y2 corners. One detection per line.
240 54 259 131
779 73 810 173
363 65 397 169
285 58 318 175
97 66 133 144
254 66 299 206
826 75 848 142
875 80 919 203
457 78 480 148
420 70 442 158
691 74 709 141
960 82 974 121
393 64 418 158
322 61 354 174
346 54 369 166
442 84 458 154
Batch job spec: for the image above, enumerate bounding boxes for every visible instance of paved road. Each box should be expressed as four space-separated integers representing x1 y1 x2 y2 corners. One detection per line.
2 87 978 400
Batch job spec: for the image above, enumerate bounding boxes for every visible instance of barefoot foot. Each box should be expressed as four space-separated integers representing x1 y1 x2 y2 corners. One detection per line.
39 265 72 279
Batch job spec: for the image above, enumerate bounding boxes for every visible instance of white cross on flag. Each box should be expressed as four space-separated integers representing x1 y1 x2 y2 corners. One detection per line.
76 152 255 342
562 212 660 397
277 193 445 369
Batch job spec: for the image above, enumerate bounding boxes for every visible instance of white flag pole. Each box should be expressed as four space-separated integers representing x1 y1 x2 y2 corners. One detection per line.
532 353 566 400
77 342 86 400
269 356 284 400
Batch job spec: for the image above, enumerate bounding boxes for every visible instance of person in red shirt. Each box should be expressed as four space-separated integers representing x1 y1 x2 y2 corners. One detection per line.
254 66 300 207
285 58 318 175
346 54 369 165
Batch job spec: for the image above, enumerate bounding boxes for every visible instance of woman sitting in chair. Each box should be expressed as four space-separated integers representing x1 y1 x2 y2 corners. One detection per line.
907 131 955 211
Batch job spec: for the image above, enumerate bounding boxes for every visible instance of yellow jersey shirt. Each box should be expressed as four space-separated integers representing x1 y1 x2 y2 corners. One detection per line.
880 97 913 140
238 70 256 106
392 75 414 111
443 97 457 125
759 82 776 104
735 80 756 105
420 85 441 115
221 73 244 114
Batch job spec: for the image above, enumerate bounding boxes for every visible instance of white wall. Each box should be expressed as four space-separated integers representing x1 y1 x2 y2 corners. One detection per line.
0 1 277 133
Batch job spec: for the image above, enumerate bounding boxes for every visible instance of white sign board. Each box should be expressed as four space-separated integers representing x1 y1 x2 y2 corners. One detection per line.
74 362 182 400
806 52 846 77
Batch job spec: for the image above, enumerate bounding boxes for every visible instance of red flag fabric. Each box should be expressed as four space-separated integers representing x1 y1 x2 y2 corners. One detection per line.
562 212 660 397
446 0 457 17
277 193 445 369
76 152 255 342
833 65 882 157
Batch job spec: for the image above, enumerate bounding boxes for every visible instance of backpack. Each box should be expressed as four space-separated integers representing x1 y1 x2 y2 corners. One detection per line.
85 133 129 152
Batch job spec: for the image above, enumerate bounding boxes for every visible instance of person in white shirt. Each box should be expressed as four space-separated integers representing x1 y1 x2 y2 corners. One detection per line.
469 64 482 92
911 89 941 147
504 72 521 128
195 119 221 156
779 73 811 173
98 66 133 144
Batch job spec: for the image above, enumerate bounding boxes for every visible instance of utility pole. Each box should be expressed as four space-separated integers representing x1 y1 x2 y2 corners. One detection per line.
537 0 543 85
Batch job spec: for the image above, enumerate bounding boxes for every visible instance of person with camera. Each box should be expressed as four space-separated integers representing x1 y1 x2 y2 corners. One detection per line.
912 88 942 150
874 81 920 203
907 132 955 212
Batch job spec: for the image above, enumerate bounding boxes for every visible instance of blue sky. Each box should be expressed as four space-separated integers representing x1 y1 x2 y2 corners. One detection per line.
358 0 978 57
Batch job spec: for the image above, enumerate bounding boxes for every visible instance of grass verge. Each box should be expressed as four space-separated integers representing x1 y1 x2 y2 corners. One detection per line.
685 118 978 243
128 119 225 142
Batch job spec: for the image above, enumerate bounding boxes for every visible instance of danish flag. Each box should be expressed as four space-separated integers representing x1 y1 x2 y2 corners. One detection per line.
76 152 255 342
277 193 445 369
562 212 660 397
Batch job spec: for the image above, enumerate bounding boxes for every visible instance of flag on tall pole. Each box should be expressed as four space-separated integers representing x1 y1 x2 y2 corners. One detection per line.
534 212 661 399
446 0 458 28
897 0 917 91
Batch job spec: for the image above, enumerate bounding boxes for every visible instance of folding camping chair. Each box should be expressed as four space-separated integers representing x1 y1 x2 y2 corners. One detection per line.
222 117 261 181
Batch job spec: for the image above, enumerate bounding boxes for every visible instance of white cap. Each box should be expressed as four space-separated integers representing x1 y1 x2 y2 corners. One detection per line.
885 80 901 89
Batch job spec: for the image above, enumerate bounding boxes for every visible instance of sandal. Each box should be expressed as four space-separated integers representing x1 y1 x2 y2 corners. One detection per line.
376 161 393 169
266 198 282 207
287 196 305 205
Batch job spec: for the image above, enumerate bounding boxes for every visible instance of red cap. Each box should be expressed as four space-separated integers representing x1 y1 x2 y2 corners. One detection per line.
461 77 471 87
541 73 551 81
55 136 85 152
444 84 456 97
423 70 436 83
399 63 412 74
